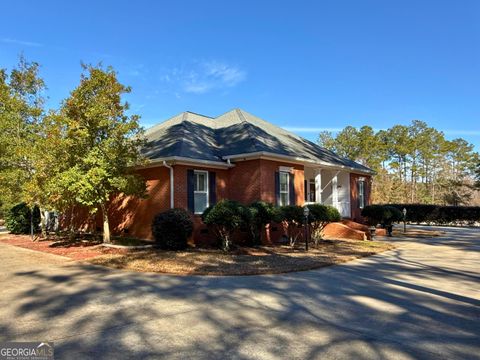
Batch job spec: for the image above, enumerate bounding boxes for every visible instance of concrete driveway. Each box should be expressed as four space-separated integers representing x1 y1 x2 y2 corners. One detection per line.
0 226 478 360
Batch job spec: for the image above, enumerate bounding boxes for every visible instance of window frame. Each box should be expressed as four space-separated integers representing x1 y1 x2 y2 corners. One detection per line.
358 180 365 209
279 171 290 206
194 170 209 214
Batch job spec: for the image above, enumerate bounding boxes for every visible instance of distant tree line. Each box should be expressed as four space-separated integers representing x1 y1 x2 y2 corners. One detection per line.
318 122 480 205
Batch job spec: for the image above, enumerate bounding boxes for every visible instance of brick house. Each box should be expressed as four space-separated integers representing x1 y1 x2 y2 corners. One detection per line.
89 109 374 244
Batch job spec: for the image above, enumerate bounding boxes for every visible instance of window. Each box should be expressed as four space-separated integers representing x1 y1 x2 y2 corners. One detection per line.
194 171 209 214
358 180 365 209
279 171 289 206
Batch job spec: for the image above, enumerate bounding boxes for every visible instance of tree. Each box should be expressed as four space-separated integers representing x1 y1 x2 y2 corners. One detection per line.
0 56 45 212
55 64 146 243
317 121 479 206
475 162 480 190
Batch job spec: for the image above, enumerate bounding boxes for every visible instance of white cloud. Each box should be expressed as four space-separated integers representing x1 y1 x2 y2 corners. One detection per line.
160 60 246 95
1 38 43 47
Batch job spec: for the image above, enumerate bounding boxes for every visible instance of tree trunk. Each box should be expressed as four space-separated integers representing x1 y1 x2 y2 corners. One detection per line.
101 204 111 244
40 209 47 238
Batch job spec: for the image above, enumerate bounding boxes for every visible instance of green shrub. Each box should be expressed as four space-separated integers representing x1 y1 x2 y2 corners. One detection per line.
151 208 193 250
277 205 304 245
202 200 249 251
361 205 385 227
361 205 403 227
5 203 41 234
247 201 276 245
307 204 341 244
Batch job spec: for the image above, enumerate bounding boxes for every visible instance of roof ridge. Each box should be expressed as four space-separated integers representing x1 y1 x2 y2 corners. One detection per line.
236 108 261 153
185 110 213 119
175 112 190 157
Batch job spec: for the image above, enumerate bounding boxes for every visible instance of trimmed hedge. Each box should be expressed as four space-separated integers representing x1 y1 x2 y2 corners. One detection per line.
151 208 193 250
5 203 41 234
383 204 480 226
361 205 403 227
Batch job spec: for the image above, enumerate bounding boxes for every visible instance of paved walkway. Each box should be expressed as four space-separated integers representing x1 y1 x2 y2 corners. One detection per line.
0 226 478 359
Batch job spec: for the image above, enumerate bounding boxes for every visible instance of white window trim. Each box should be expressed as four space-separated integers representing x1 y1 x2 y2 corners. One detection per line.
279 171 290 206
358 180 365 209
194 170 209 214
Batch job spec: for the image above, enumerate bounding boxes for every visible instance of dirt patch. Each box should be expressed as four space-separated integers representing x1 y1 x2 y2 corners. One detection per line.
88 239 395 276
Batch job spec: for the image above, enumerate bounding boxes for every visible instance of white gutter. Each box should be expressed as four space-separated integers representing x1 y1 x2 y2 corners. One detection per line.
145 156 235 169
162 161 174 209
222 151 375 175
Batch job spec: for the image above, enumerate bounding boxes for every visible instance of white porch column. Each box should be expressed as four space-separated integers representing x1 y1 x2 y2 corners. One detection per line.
332 173 338 208
315 169 322 203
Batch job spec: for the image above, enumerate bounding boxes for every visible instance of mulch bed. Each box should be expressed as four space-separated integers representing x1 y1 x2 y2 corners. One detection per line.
0 235 126 260
88 240 395 276
0 234 395 275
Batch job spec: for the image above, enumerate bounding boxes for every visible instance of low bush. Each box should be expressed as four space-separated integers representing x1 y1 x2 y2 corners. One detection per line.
247 201 276 246
385 204 480 225
202 200 249 251
5 203 40 234
277 205 304 245
151 208 193 250
361 205 403 227
307 204 341 244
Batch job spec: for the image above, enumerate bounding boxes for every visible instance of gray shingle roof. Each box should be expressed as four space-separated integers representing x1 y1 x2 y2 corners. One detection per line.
142 109 373 173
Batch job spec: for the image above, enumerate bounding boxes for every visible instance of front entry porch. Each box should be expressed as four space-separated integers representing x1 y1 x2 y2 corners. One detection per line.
304 167 351 218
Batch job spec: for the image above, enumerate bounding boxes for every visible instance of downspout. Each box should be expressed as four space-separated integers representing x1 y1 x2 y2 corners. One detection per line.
162 161 174 209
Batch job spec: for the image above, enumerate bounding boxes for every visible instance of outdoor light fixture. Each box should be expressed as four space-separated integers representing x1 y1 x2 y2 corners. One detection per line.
303 205 310 251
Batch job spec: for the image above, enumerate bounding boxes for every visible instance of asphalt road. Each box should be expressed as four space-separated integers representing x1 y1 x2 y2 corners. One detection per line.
0 226 479 359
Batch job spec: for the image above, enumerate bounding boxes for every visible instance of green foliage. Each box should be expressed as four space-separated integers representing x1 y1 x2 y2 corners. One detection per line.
385 204 480 225
0 56 45 210
5 203 40 234
276 205 304 245
202 200 249 251
307 204 341 242
318 120 479 205
50 64 146 242
151 208 193 250
247 201 276 245
361 205 403 227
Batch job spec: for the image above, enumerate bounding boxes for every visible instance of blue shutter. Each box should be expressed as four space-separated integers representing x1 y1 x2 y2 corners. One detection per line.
187 169 194 213
209 171 216 206
275 171 280 206
289 173 295 205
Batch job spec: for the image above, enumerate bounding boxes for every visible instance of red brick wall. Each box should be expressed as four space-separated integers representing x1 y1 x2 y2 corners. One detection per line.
259 159 305 205
61 159 309 245
350 173 372 222
227 159 262 203
108 166 171 239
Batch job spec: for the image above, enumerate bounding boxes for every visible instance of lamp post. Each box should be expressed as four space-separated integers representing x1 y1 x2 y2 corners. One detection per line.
402 208 407 233
303 205 310 251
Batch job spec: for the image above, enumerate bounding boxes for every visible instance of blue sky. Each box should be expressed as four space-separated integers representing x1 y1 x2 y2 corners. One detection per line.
1 0 479 149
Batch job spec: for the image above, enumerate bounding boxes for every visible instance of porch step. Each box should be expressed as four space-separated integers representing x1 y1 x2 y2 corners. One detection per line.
323 221 370 241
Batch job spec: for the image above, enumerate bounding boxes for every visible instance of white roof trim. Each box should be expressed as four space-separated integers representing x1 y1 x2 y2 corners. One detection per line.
144 156 235 169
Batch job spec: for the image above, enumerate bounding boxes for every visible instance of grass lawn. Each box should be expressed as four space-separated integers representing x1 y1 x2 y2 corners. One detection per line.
88 239 395 276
